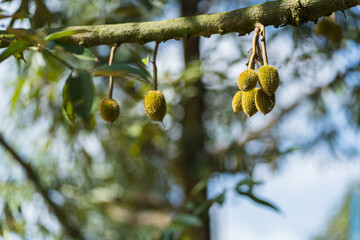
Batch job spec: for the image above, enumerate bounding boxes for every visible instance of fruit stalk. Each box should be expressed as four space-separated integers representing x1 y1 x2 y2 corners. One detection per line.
257 23 269 66
152 42 160 90
255 38 263 67
247 26 260 70
108 44 118 99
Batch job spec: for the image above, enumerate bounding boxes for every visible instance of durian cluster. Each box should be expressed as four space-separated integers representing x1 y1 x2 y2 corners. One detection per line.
233 66 279 117
232 24 279 118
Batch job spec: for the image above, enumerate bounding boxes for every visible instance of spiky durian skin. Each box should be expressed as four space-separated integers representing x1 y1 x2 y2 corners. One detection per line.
237 69 258 91
258 65 279 96
232 91 243 112
255 88 275 115
99 98 120 123
242 88 258 117
144 90 166 122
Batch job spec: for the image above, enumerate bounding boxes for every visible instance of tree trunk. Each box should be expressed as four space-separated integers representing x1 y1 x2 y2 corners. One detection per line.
180 0 210 239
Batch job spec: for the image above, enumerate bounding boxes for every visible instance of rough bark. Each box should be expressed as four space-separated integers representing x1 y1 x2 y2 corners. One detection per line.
0 0 359 48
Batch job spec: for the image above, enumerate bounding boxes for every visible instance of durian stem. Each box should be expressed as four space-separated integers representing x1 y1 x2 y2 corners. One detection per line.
108 44 118 99
255 39 263 66
152 42 160 90
258 23 269 66
247 26 260 70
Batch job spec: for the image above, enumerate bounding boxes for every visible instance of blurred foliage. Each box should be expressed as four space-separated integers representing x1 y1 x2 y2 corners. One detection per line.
313 185 359 240
0 0 360 239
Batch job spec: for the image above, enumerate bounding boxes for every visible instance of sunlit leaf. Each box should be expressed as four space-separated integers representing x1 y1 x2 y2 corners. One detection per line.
13 51 26 62
10 77 25 114
91 63 151 81
62 73 75 122
141 54 150 65
0 40 31 63
67 70 94 122
45 29 90 42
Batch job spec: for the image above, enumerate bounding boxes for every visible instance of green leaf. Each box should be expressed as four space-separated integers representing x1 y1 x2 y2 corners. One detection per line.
10 77 25 114
0 40 31 63
237 190 280 212
91 63 151 81
161 225 183 240
213 191 226 206
62 73 75 122
67 70 94 122
172 214 203 227
45 29 90 42
13 51 26 62
7 28 44 43
236 177 263 191
193 191 226 216
189 179 207 197
141 54 150 65
54 41 97 61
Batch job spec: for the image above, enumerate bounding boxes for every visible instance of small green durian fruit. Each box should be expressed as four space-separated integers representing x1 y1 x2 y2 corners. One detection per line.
232 91 243 112
258 65 279 96
144 90 166 122
99 98 120 123
237 69 258 91
255 88 275 115
242 88 258 117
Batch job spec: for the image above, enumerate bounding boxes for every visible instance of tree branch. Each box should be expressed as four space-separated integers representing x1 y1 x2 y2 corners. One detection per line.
0 0 359 48
0 134 83 240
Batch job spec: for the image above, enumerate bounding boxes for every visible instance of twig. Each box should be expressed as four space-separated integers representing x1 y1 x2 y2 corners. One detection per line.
152 42 160 90
0 134 83 239
108 44 118 99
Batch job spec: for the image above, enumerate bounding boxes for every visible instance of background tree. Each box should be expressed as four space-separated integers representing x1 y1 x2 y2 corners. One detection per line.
0 0 360 240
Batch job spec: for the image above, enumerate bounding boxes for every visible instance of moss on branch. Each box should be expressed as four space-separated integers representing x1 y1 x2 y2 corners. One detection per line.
0 0 359 48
